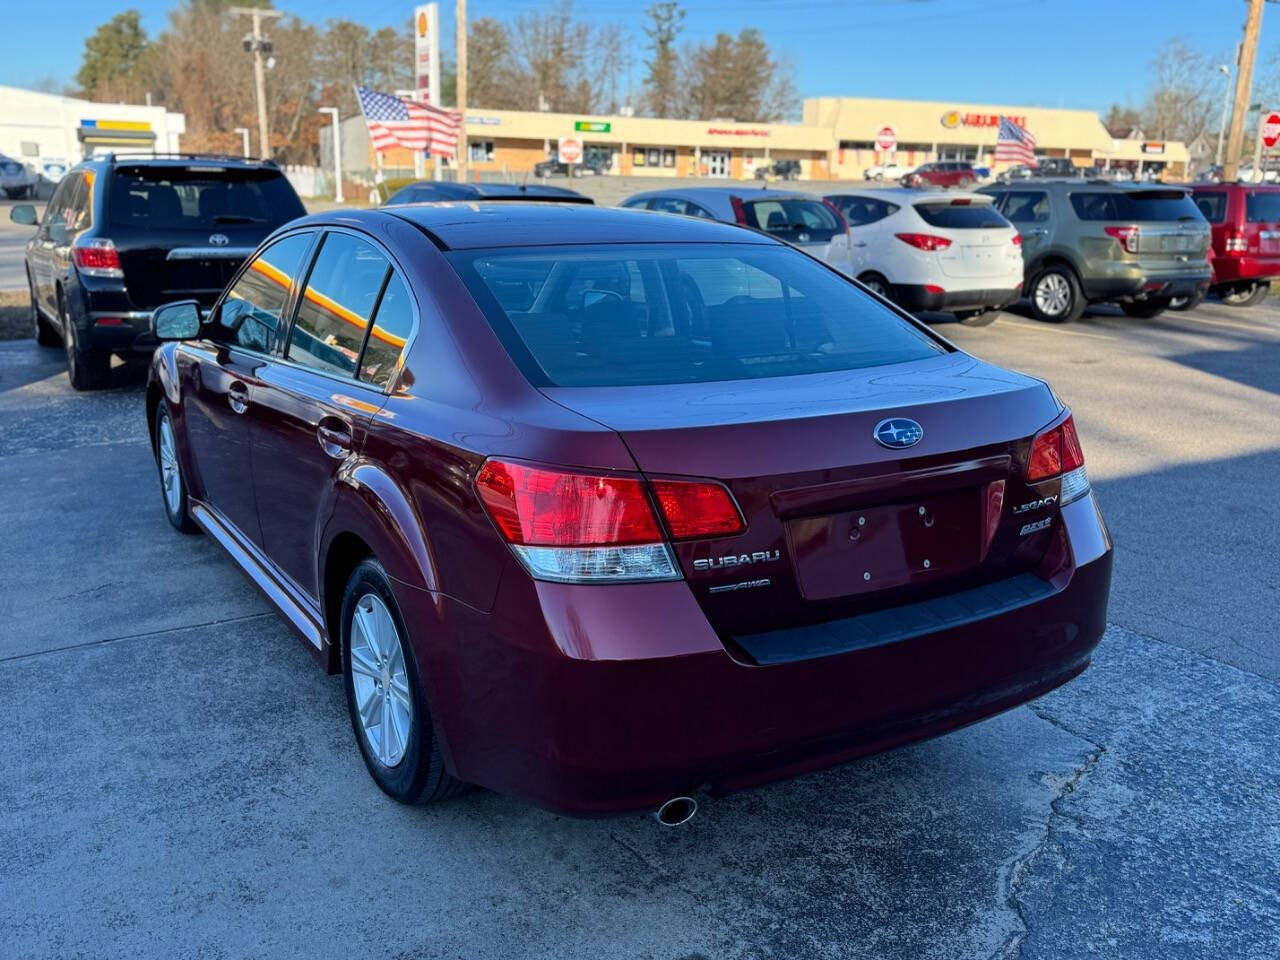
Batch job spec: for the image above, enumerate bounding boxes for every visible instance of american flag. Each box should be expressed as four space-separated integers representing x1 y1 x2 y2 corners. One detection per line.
355 86 461 157
995 116 1038 167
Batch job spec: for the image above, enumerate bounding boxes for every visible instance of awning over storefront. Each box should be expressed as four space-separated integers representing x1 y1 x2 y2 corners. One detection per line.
77 119 156 147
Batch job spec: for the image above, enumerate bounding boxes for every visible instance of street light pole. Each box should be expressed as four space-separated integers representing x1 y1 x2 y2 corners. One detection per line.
230 7 283 161
456 0 468 184
1223 0 1265 181
319 107 343 203
233 126 251 159
1216 64 1233 167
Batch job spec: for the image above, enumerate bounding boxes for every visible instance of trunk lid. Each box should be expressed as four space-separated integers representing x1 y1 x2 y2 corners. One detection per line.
542 352 1065 638
913 198 1022 280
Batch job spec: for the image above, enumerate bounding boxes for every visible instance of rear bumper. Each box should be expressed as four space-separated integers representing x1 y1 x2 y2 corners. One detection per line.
1210 255 1280 285
895 284 1021 313
1081 265 1212 301
406 492 1113 817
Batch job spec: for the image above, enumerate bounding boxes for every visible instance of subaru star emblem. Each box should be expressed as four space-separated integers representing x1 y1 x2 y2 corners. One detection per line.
873 418 924 449
209 233 230 247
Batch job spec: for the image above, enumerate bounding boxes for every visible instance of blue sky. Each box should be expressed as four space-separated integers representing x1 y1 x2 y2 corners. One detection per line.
3 0 1275 113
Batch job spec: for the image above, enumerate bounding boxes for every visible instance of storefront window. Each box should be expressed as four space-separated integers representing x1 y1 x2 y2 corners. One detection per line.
662 149 676 168
646 148 662 167
633 148 646 167
468 141 495 163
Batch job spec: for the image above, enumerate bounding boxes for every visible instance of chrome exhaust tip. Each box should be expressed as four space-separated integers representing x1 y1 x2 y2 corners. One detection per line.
654 795 698 827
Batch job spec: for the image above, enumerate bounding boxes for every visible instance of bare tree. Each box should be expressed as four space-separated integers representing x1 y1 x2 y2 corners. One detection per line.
641 2 683 118
1143 37 1218 142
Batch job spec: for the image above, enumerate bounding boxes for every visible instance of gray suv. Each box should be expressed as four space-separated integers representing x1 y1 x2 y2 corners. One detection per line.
979 180 1211 321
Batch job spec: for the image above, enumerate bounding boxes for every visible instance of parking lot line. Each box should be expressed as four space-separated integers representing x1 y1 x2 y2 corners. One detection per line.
995 317 1118 341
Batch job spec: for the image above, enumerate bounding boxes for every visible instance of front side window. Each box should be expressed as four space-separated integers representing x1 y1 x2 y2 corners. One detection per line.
449 242 944 388
218 232 313 352
287 233 390 377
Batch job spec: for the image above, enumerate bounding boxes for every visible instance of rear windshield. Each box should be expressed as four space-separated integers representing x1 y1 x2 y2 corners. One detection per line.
1245 190 1280 223
742 198 844 243
914 201 1009 229
1193 192 1228 223
449 242 944 388
109 166 305 230
1069 190 1202 222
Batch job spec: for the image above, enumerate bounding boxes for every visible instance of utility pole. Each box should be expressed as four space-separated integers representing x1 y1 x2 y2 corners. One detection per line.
233 127 251 159
231 7 283 161
1224 0 1265 181
319 107 343 203
455 0 468 184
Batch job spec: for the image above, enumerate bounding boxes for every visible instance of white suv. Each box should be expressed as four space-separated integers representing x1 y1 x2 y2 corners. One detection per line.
825 188 1024 326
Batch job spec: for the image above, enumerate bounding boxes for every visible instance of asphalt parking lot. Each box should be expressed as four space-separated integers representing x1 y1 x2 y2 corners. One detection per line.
1 212 1278 959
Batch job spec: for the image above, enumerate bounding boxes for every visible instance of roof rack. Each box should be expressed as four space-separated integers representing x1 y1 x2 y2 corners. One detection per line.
102 152 278 167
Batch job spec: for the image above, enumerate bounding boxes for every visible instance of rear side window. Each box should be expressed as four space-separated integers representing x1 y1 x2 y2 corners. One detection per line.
1002 191 1050 223
219 232 313 352
914 202 1009 229
829 196 899 226
743 199 843 242
1193 192 1228 223
1070 190 1201 222
449 242 944 388
647 196 714 219
1245 191 1280 223
109 166 305 230
359 272 414 388
288 233 390 377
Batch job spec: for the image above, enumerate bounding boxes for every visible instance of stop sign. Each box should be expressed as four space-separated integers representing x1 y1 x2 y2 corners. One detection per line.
876 126 897 151
557 136 584 164
1263 113 1280 149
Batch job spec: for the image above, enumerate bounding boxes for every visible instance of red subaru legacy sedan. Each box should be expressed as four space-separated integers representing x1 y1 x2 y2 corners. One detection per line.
145 203 1112 819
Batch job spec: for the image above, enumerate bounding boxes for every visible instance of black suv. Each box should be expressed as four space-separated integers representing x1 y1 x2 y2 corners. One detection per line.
11 153 306 389
754 159 801 180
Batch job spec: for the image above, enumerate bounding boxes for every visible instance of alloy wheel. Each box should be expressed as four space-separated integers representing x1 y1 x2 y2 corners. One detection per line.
349 593 412 768
158 414 182 516
1034 273 1071 317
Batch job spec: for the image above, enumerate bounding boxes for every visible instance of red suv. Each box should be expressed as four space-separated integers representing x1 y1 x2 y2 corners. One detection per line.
903 162 977 189
1183 183 1280 308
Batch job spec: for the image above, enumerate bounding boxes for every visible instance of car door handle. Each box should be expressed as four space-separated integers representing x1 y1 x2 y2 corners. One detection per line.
1023 228 1048 237
227 381 249 414
852 241 868 247
316 417 353 460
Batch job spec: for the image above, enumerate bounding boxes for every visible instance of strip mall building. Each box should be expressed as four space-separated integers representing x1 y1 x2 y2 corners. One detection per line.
369 96 1191 182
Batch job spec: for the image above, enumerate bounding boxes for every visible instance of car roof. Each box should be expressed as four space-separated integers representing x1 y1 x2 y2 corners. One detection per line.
380 202 778 249
625 186 813 203
80 153 280 171
826 187 992 204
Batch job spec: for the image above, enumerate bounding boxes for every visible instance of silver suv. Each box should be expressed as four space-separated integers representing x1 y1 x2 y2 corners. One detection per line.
979 180 1211 321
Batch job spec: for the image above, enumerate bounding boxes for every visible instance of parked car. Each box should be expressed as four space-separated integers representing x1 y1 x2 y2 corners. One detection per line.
978 180 1211 322
1035 157 1078 178
863 162 909 182
997 164 1036 183
145 202 1112 818
621 186 853 274
10 152 306 389
754 159 801 180
902 162 977 189
533 157 609 177
1 155 39 199
385 180 592 204
825 188 1024 325
1175 182 1280 309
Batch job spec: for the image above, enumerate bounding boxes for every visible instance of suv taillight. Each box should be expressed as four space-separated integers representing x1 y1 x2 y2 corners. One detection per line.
895 232 952 251
1224 225 1247 254
1026 414 1090 506
72 237 123 278
474 460 744 583
1103 225 1140 254
730 195 748 224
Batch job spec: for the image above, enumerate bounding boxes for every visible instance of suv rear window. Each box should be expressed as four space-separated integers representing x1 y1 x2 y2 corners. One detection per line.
109 165 305 230
1193 192 1228 223
914 201 1009 229
449 242 943 388
1245 190 1280 223
742 198 844 243
1069 190 1201 222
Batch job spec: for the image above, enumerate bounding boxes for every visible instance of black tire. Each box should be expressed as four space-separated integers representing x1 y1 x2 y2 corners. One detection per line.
858 272 895 303
1120 296 1172 319
1028 264 1086 323
1221 281 1269 307
1169 289 1206 312
29 272 60 346
956 308 999 327
341 558 466 805
60 292 110 391
152 403 199 534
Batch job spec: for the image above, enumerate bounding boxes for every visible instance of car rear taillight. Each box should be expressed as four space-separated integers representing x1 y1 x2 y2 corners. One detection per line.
1012 234 1023 246
730 195 747 225
895 232 952 251
1224 226 1247 254
1026 413 1090 505
1103 225 1140 254
475 460 746 583
72 238 123 278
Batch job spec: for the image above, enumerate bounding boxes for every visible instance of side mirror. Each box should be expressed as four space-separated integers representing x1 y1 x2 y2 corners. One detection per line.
152 300 202 341
9 204 38 226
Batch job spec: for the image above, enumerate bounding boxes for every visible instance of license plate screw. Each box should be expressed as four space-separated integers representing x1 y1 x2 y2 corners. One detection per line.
863 572 871 581
858 516 866 526
918 506 926 516
923 559 931 569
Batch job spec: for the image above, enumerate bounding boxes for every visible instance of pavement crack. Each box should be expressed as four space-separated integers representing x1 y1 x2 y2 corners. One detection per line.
994 708 1106 960
0 611 276 665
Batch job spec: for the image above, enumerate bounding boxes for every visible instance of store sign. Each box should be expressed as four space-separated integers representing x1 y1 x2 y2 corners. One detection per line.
468 116 501 125
876 126 897 151
575 121 611 133
1141 141 1166 155
707 127 770 137
941 110 1026 129
413 3 441 105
